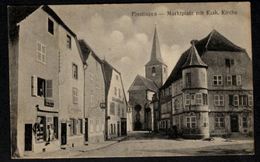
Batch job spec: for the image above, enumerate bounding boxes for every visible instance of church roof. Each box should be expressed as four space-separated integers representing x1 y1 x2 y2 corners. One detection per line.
128 75 158 92
145 27 166 66
182 40 208 69
161 29 246 89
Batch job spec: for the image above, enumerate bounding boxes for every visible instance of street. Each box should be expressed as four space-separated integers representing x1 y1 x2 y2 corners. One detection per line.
27 131 254 158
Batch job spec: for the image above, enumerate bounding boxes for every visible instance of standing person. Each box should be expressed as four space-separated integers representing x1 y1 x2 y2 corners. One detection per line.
50 125 54 141
46 125 50 145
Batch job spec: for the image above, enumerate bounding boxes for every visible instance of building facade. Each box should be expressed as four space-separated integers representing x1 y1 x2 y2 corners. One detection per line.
128 27 167 131
79 40 106 144
9 6 82 156
159 30 253 138
103 60 127 139
9 6 125 157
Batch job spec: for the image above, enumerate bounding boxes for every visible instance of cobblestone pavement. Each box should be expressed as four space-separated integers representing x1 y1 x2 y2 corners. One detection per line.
25 131 254 158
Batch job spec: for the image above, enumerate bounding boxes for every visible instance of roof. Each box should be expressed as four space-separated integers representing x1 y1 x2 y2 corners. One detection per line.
161 29 245 89
128 75 158 92
102 60 114 97
145 27 166 66
78 39 103 64
182 40 208 69
41 6 76 37
102 60 128 105
8 5 76 40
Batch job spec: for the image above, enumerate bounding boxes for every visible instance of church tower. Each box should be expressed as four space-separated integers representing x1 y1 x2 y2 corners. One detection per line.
145 27 168 87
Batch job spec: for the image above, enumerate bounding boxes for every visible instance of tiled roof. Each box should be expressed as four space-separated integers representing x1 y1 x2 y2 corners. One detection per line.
161 29 245 89
182 40 207 69
128 75 158 92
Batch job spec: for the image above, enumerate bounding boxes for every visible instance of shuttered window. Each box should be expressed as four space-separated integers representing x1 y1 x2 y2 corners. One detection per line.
46 80 53 98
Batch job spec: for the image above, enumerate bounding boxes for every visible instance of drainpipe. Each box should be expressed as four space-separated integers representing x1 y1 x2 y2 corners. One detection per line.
83 64 87 144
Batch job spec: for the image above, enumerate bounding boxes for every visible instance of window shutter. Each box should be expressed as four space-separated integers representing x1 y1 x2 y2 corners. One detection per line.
46 80 53 98
232 75 237 86
32 75 37 96
229 95 233 106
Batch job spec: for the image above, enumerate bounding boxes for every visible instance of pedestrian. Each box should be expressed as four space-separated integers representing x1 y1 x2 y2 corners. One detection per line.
45 125 51 146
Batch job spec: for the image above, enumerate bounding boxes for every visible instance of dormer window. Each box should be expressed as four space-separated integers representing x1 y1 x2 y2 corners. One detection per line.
152 67 156 76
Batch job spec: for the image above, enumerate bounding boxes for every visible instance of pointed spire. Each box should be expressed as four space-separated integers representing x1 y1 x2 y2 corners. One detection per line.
146 26 166 66
182 40 208 69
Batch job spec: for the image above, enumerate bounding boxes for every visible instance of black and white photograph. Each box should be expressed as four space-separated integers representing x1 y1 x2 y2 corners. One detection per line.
8 2 254 158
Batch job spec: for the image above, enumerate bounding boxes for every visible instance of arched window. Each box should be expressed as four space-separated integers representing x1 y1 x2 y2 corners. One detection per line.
152 67 156 76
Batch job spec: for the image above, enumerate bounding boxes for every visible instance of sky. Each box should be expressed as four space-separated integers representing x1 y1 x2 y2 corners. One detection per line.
50 2 251 99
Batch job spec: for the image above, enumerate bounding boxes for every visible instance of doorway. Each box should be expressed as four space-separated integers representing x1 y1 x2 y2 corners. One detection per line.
61 123 67 145
230 114 239 132
117 122 120 137
85 118 88 142
24 124 32 151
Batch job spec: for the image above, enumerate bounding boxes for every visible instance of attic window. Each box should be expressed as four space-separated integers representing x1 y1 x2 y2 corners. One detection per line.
225 58 234 67
48 18 54 35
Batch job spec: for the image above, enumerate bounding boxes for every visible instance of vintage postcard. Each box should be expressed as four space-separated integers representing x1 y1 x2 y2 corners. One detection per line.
8 2 254 158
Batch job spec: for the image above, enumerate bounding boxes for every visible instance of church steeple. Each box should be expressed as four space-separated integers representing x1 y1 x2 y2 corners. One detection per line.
145 26 168 87
146 26 166 66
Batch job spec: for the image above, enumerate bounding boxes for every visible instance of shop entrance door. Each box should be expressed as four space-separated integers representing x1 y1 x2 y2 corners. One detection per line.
230 115 239 132
24 124 32 151
61 123 67 145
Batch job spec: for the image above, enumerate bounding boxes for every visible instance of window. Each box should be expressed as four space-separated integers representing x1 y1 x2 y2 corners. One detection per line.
110 102 115 115
233 95 239 106
242 116 248 128
46 80 53 98
37 42 46 64
35 116 46 142
239 95 248 106
114 87 117 96
190 94 195 105
37 78 46 97
203 93 208 105
48 18 54 35
185 72 191 87
214 95 224 106
72 88 78 104
152 67 156 76
225 58 234 67
186 116 196 128
215 116 225 128
79 119 83 134
196 93 203 105
227 75 232 85
213 75 223 86
66 35 72 49
185 94 190 105
248 95 253 106
237 75 242 86
72 64 78 79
